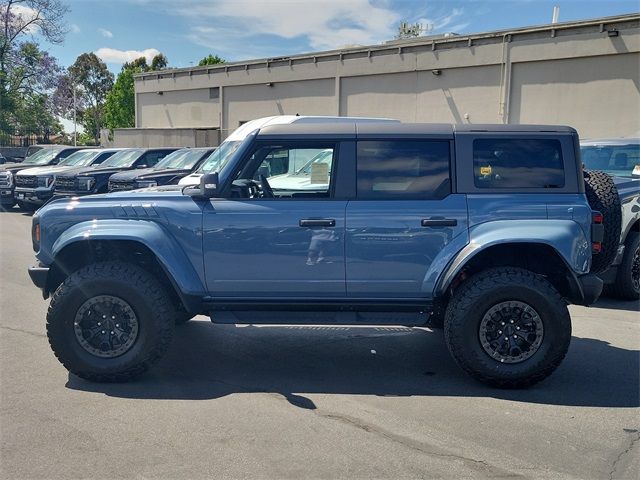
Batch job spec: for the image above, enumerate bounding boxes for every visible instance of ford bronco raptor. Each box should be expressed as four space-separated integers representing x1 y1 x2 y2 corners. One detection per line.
28 118 616 387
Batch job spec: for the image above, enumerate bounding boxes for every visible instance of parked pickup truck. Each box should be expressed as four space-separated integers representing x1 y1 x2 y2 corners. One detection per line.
54 148 180 197
28 118 615 388
0 145 86 209
581 138 640 299
13 148 124 210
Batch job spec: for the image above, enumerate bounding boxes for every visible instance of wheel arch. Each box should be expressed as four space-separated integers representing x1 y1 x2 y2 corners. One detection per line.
45 222 206 314
435 241 586 305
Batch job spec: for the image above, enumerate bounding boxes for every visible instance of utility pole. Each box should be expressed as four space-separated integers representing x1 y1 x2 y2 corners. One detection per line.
72 79 77 146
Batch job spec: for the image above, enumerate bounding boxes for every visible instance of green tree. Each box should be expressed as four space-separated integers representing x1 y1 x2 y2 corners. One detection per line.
67 52 114 144
0 1 68 132
104 64 139 129
104 53 170 130
198 54 225 66
150 53 167 70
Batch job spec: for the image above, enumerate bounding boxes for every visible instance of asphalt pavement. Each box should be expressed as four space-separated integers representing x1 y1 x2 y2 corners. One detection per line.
1 206 638 479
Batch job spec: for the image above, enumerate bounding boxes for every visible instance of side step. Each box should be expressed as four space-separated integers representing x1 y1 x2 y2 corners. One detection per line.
202 298 433 326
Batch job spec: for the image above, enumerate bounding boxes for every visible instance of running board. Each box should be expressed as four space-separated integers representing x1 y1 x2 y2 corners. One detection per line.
202 298 433 326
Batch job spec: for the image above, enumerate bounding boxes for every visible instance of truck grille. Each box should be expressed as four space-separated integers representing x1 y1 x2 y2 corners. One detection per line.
0 172 11 188
55 177 76 192
15 175 37 188
109 180 135 192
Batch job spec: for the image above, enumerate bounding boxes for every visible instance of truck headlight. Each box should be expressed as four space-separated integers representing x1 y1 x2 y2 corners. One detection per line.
77 177 95 191
136 180 157 188
38 175 55 188
3 171 13 187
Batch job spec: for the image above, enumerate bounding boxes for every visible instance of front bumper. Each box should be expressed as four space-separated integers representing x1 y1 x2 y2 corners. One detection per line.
14 187 54 205
1 187 15 204
28 265 49 292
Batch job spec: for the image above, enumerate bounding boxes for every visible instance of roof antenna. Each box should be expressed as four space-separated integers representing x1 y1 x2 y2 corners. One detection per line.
552 6 560 24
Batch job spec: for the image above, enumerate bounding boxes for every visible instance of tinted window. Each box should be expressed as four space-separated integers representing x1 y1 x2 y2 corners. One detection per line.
581 143 640 178
357 141 450 199
473 138 564 188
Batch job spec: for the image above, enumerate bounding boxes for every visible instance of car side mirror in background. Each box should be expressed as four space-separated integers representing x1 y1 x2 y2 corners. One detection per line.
136 164 148 169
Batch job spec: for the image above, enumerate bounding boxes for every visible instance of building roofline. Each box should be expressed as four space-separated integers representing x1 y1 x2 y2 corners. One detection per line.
135 12 639 81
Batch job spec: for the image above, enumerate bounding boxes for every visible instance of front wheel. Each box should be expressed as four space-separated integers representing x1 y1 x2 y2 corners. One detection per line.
444 267 571 388
47 261 175 382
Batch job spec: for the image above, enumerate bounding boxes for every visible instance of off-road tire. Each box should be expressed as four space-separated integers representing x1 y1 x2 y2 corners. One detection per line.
444 267 571 388
583 170 622 273
47 261 175 382
609 232 640 300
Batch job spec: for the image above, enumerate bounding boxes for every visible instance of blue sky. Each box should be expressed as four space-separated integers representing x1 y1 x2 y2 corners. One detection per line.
37 0 639 71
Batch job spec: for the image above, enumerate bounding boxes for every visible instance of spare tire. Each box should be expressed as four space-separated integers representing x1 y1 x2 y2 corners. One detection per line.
583 170 621 274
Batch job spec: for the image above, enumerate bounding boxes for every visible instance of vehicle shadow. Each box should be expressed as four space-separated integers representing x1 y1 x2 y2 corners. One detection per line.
590 297 639 312
66 321 639 409
0 205 33 216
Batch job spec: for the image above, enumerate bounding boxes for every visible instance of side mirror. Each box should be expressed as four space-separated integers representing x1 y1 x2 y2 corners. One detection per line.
200 172 219 198
137 164 148 169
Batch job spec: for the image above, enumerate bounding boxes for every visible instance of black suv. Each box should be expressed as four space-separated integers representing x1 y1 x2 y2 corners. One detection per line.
108 147 214 192
54 148 180 197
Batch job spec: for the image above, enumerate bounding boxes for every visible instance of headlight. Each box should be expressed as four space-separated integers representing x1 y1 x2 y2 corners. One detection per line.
2 171 14 187
77 177 95 191
136 180 157 188
37 175 55 188
31 214 40 252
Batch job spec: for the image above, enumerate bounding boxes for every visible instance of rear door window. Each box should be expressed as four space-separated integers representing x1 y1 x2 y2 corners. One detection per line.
473 138 564 188
356 141 451 199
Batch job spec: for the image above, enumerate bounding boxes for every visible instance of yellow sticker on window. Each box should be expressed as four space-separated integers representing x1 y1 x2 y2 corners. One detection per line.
480 165 492 176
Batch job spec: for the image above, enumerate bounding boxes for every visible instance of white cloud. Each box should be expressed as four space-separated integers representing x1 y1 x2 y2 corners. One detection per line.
98 28 113 38
181 0 401 52
121 0 472 60
10 5 40 34
94 47 161 64
417 8 468 34
70 24 81 33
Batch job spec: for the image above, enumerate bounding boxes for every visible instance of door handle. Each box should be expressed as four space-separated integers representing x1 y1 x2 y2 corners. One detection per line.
421 218 458 227
299 218 336 227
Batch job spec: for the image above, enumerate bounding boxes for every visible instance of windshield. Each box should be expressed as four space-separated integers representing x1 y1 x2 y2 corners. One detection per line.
154 149 207 170
59 150 98 167
581 144 640 178
197 141 240 173
22 148 59 165
100 149 143 168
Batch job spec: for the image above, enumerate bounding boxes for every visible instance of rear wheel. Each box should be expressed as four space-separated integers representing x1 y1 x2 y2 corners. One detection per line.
444 267 571 388
609 232 640 300
583 170 621 273
47 261 175 382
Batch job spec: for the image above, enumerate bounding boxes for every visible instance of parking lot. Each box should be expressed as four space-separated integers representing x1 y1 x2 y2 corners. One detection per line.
0 207 638 479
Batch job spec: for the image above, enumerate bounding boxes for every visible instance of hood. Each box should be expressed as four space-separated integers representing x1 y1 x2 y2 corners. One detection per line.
15 164 72 176
58 165 129 178
0 162 36 173
109 167 191 182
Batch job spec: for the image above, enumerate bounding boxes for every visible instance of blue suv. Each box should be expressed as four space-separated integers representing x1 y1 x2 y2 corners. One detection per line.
28 119 611 387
